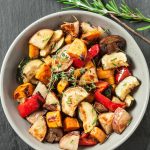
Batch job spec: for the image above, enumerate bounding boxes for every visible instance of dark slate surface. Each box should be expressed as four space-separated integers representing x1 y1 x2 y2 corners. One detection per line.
0 0 150 149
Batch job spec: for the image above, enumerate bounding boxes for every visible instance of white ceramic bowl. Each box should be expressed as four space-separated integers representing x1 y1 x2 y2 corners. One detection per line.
0 10 150 150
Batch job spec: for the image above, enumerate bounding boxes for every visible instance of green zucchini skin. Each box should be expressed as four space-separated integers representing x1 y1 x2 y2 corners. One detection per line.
16 58 29 83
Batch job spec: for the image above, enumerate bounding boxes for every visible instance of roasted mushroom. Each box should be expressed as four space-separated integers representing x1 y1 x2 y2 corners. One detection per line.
100 35 126 55
46 128 63 143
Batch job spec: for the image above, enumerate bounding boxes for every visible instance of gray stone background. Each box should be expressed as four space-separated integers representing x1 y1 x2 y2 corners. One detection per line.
0 0 150 149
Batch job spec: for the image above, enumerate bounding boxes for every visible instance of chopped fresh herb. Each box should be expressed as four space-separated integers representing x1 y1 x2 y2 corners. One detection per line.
112 63 117 66
70 139 74 144
66 96 72 104
57 64 62 68
111 58 117 61
42 36 50 42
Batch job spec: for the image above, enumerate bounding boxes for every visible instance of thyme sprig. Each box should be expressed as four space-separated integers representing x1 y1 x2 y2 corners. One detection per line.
57 0 150 44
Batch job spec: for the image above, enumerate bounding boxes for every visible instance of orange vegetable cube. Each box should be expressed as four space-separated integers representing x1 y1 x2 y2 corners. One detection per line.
64 117 80 132
90 127 107 143
97 67 114 79
35 64 51 84
29 44 39 59
46 111 62 128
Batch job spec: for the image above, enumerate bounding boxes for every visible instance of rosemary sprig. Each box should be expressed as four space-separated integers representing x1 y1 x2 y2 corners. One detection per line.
57 0 150 44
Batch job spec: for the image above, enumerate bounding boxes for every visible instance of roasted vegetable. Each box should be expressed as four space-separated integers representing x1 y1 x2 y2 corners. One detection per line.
90 127 107 143
43 92 61 111
46 128 63 143
17 93 45 118
51 37 65 53
61 21 79 37
42 55 52 66
95 81 109 93
29 29 54 49
124 94 135 107
59 131 80 150
26 110 47 124
112 107 132 134
94 101 108 113
46 111 62 128
51 52 73 72
67 38 87 59
102 52 129 70
35 64 51 84
57 79 69 94
115 67 132 84
29 44 39 59
85 93 95 103
65 34 73 44
29 116 47 141
95 90 126 112
33 82 48 99
14 83 34 103
19 59 43 83
85 61 95 69
115 76 140 100
100 35 126 55
79 102 97 133
79 132 98 146
64 117 80 131
62 86 89 117
112 96 125 105
98 112 114 134
79 67 98 85
97 67 114 79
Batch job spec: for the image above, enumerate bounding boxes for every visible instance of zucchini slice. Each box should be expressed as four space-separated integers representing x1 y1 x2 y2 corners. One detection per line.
29 29 54 49
78 102 97 133
101 52 129 70
22 59 43 83
17 59 43 83
62 87 89 117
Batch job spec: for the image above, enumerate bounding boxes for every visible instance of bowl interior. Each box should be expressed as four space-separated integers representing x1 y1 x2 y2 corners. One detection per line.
1 11 149 150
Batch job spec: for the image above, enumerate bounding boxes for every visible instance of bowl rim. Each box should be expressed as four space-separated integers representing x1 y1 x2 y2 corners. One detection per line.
0 10 150 150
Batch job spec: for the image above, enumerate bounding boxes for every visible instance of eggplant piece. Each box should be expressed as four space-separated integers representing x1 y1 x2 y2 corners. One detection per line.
78 102 97 133
29 116 47 141
59 131 80 150
101 52 129 70
98 112 114 134
115 76 140 100
100 35 126 55
62 86 89 117
29 29 54 49
94 101 108 113
46 128 63 143
26 110 47 124
43 91 61 111
112 107 132 134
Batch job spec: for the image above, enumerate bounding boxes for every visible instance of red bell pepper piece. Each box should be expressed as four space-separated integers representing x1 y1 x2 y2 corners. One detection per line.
95 81 109 93
18 98 40 118
94 89 126 112
79 132 98 146
115 67 131 84
17 93 45 118
72 58 85 68
72 44 100 68
85 44 100 62
31 92 45 103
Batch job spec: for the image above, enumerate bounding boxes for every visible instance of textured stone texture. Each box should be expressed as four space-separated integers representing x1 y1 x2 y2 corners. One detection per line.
0 0 150 149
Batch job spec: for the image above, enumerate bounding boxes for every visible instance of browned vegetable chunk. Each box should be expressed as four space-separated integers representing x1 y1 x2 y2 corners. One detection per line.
14 83 34 103
46 128 63 143
112 107 132 134
29 44 39 59
100 35 126 55
94 101 108 113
